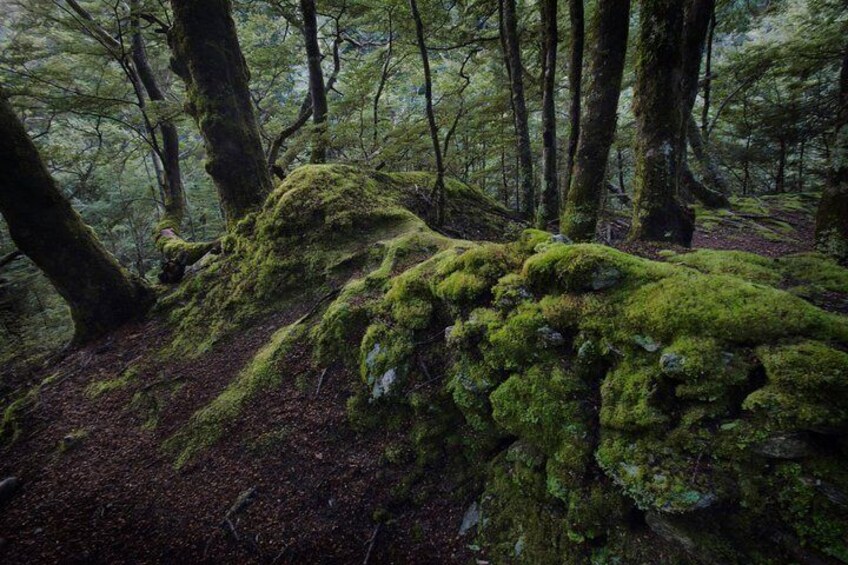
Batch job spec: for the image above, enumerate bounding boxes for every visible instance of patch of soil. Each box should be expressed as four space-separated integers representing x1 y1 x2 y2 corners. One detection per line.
0 309 473 563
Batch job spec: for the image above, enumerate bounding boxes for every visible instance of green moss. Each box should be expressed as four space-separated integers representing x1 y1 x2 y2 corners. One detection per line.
664 249 783 285
86 366 138 398
743 341 848 432
620 271 848 344
164 322 306 468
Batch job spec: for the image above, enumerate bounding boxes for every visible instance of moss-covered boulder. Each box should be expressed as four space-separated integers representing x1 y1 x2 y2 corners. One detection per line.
162 166 848 562
341 238 848 562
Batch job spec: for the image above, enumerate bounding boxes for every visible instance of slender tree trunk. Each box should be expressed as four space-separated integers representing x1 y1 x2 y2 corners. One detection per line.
130 1 185 234
797 140 805 192
537 0 559 228
561 0 631 241
687 114 730 205
815 46 848 264
409 0 445 224
562 0 584 202
776 138 787 193
678 0 729 207
300 0 329 163
168 0 271 226
500 0 534 220
0 92 154 345
701 10 715 135
628 0 694 245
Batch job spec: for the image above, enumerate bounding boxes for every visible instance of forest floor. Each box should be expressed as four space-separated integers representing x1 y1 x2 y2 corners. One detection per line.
0 190 840 564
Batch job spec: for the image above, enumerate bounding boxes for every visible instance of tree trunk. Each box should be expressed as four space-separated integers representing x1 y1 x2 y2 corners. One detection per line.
561 0 631 241
815 46 848 264
687 114 730 205
537 0 559 228
628 0 694 246
168 0 271 226
797 140 805 192
776 138 787 193
562 0 584 202
677 0 729 208
130 1 185 234
701 10 715 135
300 0 329 164
500 0 534 220
0 92 154 345
409 0 445 224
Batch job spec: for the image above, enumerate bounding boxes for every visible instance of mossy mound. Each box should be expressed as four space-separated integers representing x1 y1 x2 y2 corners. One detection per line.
161 168 848 561
338 238 848 562
158 165 520 354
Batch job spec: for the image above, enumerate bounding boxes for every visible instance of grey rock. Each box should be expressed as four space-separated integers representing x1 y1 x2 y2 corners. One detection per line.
365 343 383 371
591 266 623 290
459 501 480 536
514 535 526 557
551 234 572 244
753 433 810 459
646 513 697 554
444 325 456 342
0 477 20 506
537 326 565 347
371 368 397 399
634 335 661 353
660 352 686 374
690 491 719 511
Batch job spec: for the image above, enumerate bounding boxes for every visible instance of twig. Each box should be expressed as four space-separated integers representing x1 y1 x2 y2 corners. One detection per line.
363 523 382 565
271 542 291 564
314 367 328 397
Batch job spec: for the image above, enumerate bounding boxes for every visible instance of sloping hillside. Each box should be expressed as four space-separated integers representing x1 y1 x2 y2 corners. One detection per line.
2 167 847 563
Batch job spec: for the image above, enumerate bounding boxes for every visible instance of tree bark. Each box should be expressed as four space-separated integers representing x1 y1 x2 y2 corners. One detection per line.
0 92 154 345
409 0 445 224
130 1 187 236
677 0 729 208
776 138 787 193
687 114 730 206
300 0 329 164
168 0 271 226
560 0 631 241
500 0 534 220
628 0 694 246
562 0 584 202
536 0 559 228
815 45 848 264
700 10 715 135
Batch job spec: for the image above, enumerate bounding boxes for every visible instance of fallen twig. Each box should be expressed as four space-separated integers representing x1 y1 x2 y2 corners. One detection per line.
363 523 382 565
314 367 328 397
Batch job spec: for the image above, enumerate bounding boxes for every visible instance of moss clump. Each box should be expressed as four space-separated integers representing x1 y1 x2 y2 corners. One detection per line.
164 322 306 468
665 249 848 307
743 341 848 432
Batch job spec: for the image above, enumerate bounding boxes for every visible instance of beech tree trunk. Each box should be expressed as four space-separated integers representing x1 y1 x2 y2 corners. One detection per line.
537 0 559 228
300 0 329 164
0 92 154 345
168 0 271 226
561 0 631 242
701 11 715 135
409 0 446 224
628 0 694 246
130 1 185 234
679 0 729 208
687 114 730 205
815 46 848 264
500 0 534 220
562 0 584 202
